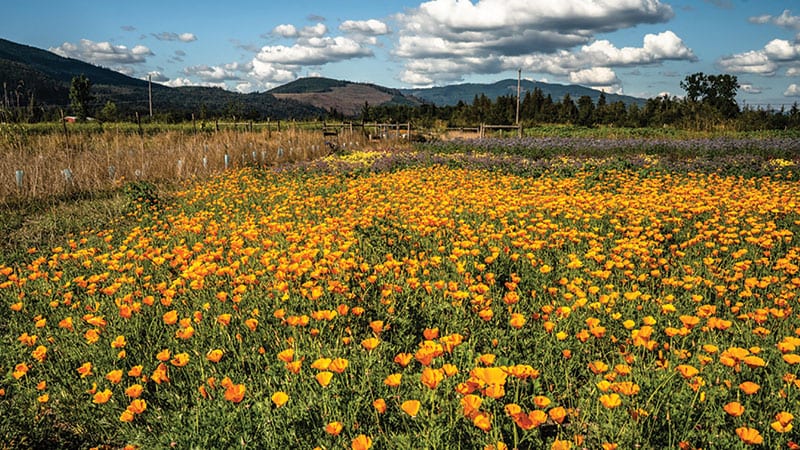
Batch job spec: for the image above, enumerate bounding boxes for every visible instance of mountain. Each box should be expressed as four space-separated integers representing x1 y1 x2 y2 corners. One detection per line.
401 79 646 107
268 77 423 116
0 38 324 120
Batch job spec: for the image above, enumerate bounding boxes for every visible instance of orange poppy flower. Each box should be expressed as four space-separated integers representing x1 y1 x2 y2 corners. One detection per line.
533 396 551 408
588 360 609 374
420 367 444 389
330 358 349 373
31 345 47 362
162 310 178 325
401 399 421 417
325 421 343 436
394 352 413 367
735 427 763 445
127 399 147 414
277 348 294 363
224 383 246 403
723 402 744 417
315 371 334 387
171 352 190 367
361 337 380 351
206 349 224 363
271 391 289 407
599 393 622 409
76 362 92 378
119 409 135 423
384 373 402 387
551 440 572 450
156 349 171 362
105 369 123 384
783 354 800 365
549 406 567 423
675 365 699 379
472 411 492 432
125 384 143 398
128 365 143 377
739 381 760 395
351 434 372 450
372 398 387 414
93 389 112 404
311 358 332 370
461 394 482 417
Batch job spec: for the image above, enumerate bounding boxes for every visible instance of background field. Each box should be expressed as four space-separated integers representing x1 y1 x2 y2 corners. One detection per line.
1 129 799 449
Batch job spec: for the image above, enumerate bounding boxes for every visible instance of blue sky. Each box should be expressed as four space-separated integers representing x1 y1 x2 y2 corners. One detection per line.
5 1 800 106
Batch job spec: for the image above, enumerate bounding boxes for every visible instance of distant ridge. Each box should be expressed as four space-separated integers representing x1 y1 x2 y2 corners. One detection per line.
268 77 423 116
401 79 646 107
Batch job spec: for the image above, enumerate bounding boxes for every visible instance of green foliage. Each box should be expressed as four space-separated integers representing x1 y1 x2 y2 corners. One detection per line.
69 74 93 121
123 180 159 208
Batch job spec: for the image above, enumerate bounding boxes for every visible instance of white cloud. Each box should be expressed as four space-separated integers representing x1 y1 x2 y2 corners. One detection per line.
184 64 241 82
161 77 194 87
785 84 800 96
739 83 762 94
253 36 373 66
393 0 688 86
339 19 390 35
249 59 297 85
300 23 328 38
273 24 298 38
152 32 197 42
764 39 799 61
274 23 328 39
787 67 800 76
750 9 800 31
718 38 800 76
50 39 153 65
569 67 619 86
718 50 778 75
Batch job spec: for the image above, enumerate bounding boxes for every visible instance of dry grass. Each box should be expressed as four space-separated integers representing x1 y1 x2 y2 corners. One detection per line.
0 126 371 200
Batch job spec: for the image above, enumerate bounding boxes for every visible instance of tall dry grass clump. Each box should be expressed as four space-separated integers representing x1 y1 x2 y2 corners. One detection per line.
0 124 370 200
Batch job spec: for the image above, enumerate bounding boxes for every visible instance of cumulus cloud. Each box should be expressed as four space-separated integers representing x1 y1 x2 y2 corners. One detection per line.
393 0 688 85
785 83 800 96
787 67 800 76
339 19 390 36
718 39 800 76
718 50 779 75
569 67 619 85
50 39 153 65
764 39 800 61
749 10 800 31
254 36 373 66
273 24 299 38
184 64 241 82
272 23 328 39
152 32 197 42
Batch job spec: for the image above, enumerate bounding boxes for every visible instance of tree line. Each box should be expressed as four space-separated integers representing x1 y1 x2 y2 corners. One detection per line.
3 72 800 131
361 73 799 131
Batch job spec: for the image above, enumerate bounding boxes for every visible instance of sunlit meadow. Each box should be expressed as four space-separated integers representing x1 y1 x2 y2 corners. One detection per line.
1 142 800 449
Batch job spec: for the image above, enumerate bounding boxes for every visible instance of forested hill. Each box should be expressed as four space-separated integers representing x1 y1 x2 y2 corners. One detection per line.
0 38 324 120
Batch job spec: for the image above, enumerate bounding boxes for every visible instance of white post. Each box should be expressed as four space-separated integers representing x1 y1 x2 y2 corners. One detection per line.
15 170 24 190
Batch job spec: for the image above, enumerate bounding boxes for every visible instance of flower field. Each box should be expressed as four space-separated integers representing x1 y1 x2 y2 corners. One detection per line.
2 143 800 449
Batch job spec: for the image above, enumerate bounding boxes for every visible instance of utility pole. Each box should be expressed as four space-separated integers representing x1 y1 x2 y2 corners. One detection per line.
516 69 522 137
148 74 153 118
516 68 521 125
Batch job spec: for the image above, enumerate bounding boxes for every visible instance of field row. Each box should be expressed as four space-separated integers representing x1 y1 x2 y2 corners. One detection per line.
1 150 800 448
